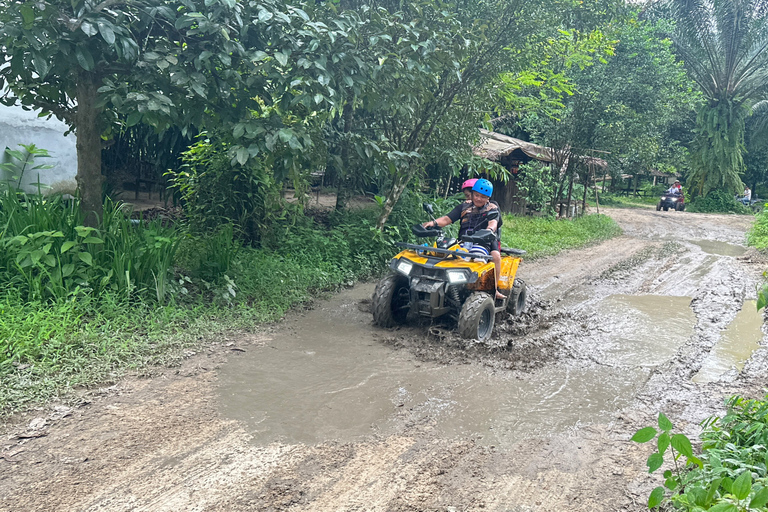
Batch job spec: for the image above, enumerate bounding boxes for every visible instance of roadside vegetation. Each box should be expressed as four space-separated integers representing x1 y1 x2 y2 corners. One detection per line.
633 396 768 512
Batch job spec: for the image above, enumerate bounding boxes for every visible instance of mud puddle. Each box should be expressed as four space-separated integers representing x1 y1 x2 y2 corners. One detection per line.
693 300 765 383
596 295 696 366
216 287 702 449
691 239 747 257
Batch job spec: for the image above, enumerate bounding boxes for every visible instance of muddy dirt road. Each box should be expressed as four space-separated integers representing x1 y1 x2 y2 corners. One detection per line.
2 208 766 512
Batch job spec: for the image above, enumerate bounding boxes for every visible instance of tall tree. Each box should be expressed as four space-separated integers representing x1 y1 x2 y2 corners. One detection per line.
0 0 349 224
661 0 768 196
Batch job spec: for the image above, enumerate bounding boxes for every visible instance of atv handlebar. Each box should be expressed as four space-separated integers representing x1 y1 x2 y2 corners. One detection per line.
412 224 441 237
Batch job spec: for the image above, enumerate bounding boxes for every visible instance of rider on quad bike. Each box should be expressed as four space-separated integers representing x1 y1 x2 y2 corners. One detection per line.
657 180 685 211
423 179 505 299
371 180 527 342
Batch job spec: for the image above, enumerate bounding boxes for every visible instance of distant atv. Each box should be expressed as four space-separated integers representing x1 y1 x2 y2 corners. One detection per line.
371 204 527 342
657 192 685 211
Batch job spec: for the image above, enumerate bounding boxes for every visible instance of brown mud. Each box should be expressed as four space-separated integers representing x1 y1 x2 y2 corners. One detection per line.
2 208 767 512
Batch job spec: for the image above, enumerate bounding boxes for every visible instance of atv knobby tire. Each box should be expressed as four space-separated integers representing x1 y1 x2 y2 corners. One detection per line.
656 202 662 211
458 292 495 342
507 278 528 316
372 273 410 327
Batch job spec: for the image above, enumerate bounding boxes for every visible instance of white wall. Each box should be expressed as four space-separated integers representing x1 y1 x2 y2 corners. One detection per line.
0 103 78 194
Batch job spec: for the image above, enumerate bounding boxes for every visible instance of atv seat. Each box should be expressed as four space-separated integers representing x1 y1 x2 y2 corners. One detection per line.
500 247 526 256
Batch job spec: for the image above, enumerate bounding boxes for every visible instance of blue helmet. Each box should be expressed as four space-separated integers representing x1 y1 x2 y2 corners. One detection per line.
472 178 493 197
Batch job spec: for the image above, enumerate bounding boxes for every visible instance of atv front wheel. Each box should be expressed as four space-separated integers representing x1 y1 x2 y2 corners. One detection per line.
458 292 495 342
656 202 662 211
507 279 527 316
372 274 411 327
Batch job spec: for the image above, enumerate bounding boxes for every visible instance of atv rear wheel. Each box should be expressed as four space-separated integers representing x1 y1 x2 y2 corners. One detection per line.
372 274 410 327
458 292 495 342
507 279 527 316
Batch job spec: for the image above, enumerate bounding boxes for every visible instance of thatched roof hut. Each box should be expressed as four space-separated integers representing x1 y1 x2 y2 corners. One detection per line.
472 129 555 163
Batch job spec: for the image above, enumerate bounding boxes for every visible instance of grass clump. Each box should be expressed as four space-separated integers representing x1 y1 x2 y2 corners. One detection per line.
501 213 622 259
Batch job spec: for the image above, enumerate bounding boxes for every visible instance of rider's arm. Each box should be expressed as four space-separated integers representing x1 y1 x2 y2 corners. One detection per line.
423 215 453 229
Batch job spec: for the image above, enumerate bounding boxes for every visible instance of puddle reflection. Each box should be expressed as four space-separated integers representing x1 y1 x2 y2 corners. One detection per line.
691 240 747 257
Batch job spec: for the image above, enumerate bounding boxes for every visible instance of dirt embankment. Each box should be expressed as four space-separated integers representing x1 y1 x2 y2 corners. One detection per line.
2 208 765 512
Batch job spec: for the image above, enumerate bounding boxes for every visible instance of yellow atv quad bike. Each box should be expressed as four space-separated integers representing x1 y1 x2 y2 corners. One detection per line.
372 204 527 342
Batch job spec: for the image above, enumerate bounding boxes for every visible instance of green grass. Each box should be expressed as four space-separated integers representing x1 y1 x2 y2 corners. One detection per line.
501 213 623 259
597 192 659 208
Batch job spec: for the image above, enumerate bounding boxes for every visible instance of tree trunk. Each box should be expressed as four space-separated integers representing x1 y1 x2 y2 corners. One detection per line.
335 100 355 211
582 174 588 216
75 73 103 227
565 174 574 218
376 174 410 229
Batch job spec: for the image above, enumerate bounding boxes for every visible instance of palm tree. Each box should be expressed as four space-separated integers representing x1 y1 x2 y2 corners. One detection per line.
664 0 768 196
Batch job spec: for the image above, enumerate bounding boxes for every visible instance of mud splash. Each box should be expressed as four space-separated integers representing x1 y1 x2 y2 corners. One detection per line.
693 300 765 383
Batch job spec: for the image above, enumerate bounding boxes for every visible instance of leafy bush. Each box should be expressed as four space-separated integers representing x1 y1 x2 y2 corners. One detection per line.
633 396 768 511
168 135 287 243
0 192 178 303
687 189 751 214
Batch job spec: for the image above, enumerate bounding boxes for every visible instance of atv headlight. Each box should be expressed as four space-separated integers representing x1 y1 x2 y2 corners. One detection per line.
446 270 468 284
396 259 413 276
671 197 678 202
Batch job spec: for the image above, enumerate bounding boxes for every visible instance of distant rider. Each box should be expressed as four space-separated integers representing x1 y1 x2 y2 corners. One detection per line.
423 179 505 299
667 180 682 195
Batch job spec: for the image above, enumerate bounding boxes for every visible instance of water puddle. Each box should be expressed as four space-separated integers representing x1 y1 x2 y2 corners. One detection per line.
691 240 747 257
597 295 695 367
693 300 764 383
215 287 692 447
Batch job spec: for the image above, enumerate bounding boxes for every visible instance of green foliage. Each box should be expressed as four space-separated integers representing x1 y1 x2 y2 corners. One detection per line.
168 135 285 243
634 397 768 511
0 144 54 191
518 161 557 214
0 192 178 305
687 189 751 214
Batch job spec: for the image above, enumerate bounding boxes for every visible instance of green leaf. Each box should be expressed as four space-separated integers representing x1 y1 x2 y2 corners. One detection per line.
671 434 693 457
236 147 248 166
732 471 752 500
749 486 768 508
648 486 664 508
61 241 76 253
83 237 103 244
80 21 98 37
78 252 93 266
707 503 737 512
75 47 95 71
20 5 34 28
657 432 670 453
62 263 74 277
631 427 657 443
32 54 50 78
97 20 116 45
30 249 43 265
274 52 288 67
43 255 56 267
647 452 664 473
705 478 723 505
658 413 674 431
126 112 142 127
